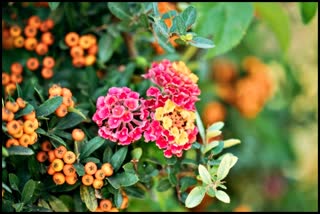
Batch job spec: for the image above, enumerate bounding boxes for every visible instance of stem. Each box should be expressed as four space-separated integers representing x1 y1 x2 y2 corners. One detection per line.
74 140 80 163
122 32 138 59
181 46 198 62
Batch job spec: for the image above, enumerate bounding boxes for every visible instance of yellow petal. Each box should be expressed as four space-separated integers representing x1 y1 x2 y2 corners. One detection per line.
155 107 164 120
163 99 176 113
170 127 180 138
162 116 173 130
177 130 188 145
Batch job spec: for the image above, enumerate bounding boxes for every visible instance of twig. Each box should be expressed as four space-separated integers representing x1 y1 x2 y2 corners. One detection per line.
122 32 138 59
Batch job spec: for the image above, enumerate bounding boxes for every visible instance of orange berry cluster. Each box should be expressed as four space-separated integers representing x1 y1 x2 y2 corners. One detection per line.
39 144 78 186
2 62 24 96
82 162 113 189
212 57 274 118
48 84 75 118
2 15 54 52
26 56 56 79
64 32 98 68
3 98 39 148
94 191 129 212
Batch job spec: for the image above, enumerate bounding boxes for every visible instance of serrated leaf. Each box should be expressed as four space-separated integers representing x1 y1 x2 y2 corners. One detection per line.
198 164 212 184
80 185 97 212
7 146 34 156
55 112 85 130
173 15 186 35
223 139 241 148
21 179 36 203
9 173 19 191
79 136 105 160
36 96 63 117
131 147 142 160
215 190 230 203
195 111 205 143
107 2 131 20
216 153 238 180
181 6 197 28
156 178 171 192
254 2 290 52
48 195 69 212
98 34 113 63
48 2 60 10
185 186 206 208
190 36 215 49
14 104 34 119
300 2 318 24
110 146 128 171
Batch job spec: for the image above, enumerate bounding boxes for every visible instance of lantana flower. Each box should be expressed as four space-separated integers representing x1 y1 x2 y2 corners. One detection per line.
92 87 148 145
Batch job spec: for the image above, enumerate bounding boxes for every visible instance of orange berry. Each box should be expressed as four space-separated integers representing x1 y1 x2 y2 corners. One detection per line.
39 21 49 32
41 67 54 79
87 34 97 45
35 43 48 55
94 208 104 212
23 111 36 120
81 174 94 186
88 44 98 55
72 56 85 68
62 96 72 107
29 132 38 144
41 32 54 46
13 36 25 48
109 207 119 212
28 15 41 28
45 18 54 30
16 98 26 109
26 57 40 71
94 169 106 180
54 145 67 159
65 32 79 47
6 120 21 135
63 151 76 164
43 56 55 69
70 46 84 58
23 120 35 134
10 25 22 37
5 101 20 113
65 174 78 185
5 83 17 95
19 134 31 147
120 196 129 209
99 199 112 212
2 108 13 121
2 73 10 85
101 163 114 177
48 150 56 162
41 140 52 152
72 129 85 141
85 55 96 66
6 138 19 148
79 35 91 49
10 73 23 84
92 179 104 189
11 129 23 139
10 62 23 75
53 172 65 185
24 25 37 37
61 88 72 97
24 37 38 51
63 164 76 176
55 104 68 117
49 84 62 96
69 100 75 108
47 164 55 175
36 151 48 162
84 162 97 175
52 158 64 172
31 119 39 130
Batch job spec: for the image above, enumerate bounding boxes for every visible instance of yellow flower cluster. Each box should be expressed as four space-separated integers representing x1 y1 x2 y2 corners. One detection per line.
172 61 199 83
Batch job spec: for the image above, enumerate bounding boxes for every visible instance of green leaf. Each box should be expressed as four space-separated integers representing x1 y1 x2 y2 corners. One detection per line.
55 112 85 130
167 167 177 185
36 96 63 117
166 156 177 165
73 163 85 176
206 186 215 197
98 34 113 63
82 157 100 164
193 2 253 58
180 177 197 192
12 203 24 212
195 110 205 143
216 153 238 180
16 83 22 98
155 28 175 53
198 164 212 184
14 104 34 119
21 179 36 203
37 131 66 147
156 178 171 192
79 136 105 160
2 182 12 193
48 195 69 212
9 173 20 192
2 146 9 157
185 186 206 208
67 107 87 120
110 146 128 172
123 186 145 199
114 190 123 208
215 190 230 203
7 146 34 156
207 121 224 133
155 20 169 37
107 2 131 20
189 36 214 49
181 6 197 28
223 139 241 149
103 146 113 163
202 141 219 154
48 2 60 10
131 147 142 160
80 185 98 212
254 2 290 52
53 130 72 141
299 2 318 24
173 15 186 35
152 2 160 17
212 141 224 156
122 162 135 173
107 172 139 189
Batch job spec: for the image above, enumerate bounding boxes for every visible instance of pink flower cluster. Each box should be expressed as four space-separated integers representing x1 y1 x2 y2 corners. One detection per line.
92 87 148 145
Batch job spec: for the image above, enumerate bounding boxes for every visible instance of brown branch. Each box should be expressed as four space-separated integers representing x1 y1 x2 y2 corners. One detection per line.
122 32 138 59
